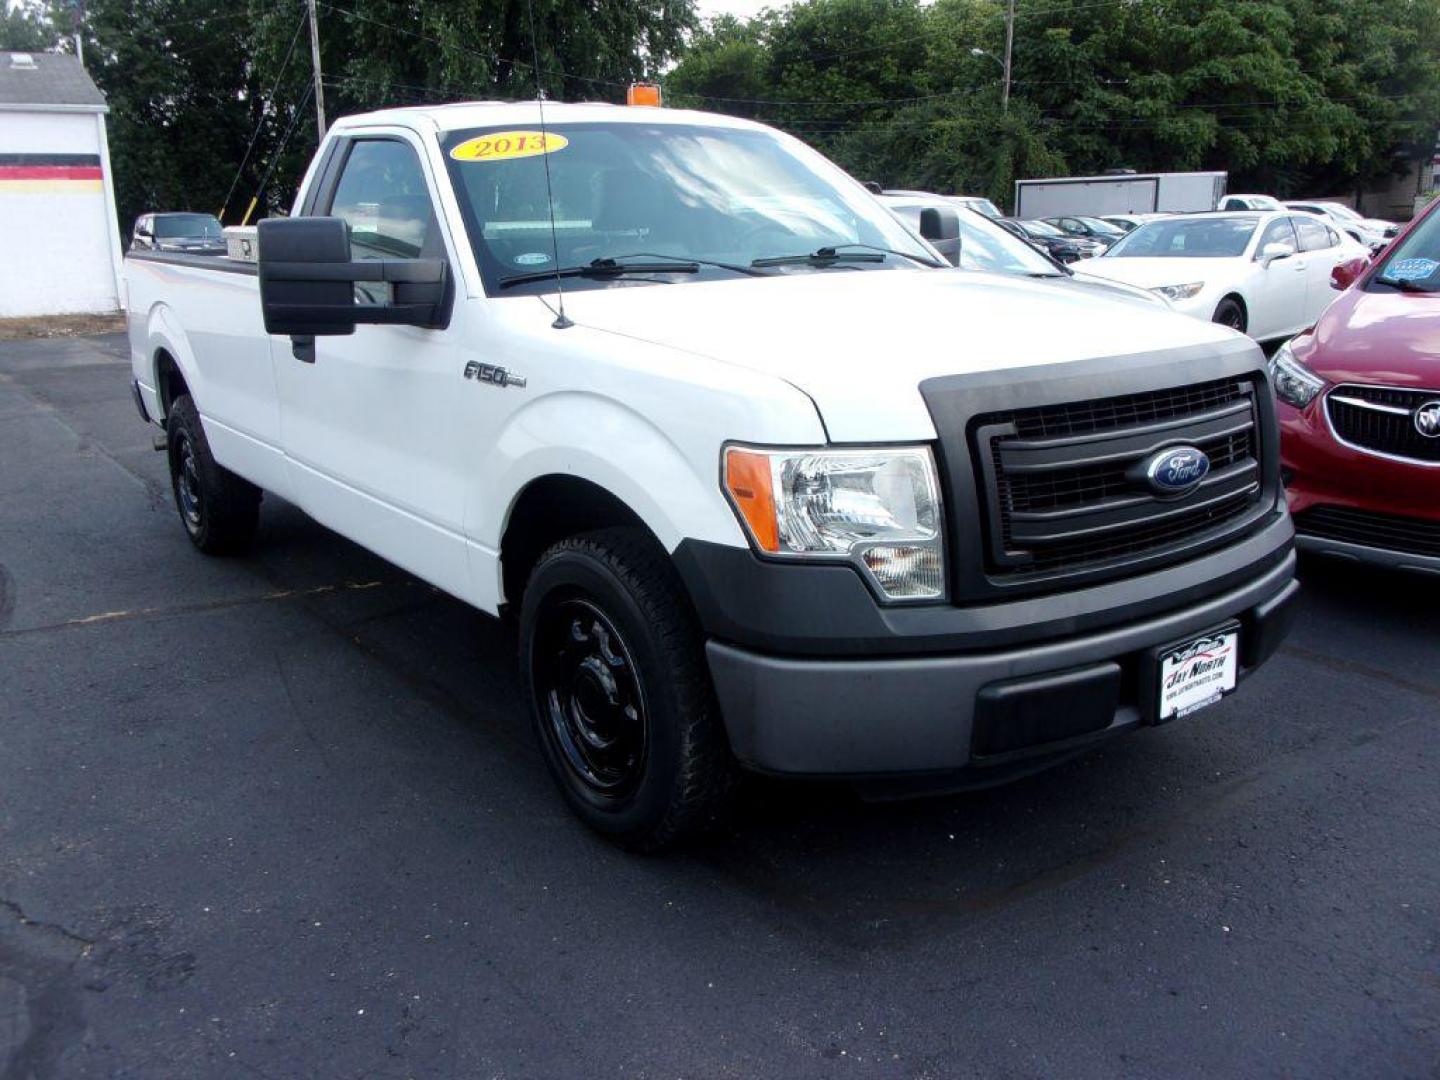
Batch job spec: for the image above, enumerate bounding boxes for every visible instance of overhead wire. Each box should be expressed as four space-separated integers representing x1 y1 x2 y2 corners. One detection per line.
218 4 311 222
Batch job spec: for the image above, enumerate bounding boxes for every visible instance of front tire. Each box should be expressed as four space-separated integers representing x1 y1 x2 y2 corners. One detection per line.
519 528 734 851
166 394 260 554
1212 297 1247 332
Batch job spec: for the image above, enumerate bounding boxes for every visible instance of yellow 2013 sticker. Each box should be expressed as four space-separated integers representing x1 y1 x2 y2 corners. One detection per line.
449 131 569 162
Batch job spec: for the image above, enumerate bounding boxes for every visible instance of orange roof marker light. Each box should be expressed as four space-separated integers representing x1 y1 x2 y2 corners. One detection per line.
627 83 662 108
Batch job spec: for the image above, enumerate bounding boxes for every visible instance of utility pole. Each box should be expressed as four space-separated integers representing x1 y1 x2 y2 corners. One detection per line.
1001 0 1015 114
71 0 85 66
307 0 327 140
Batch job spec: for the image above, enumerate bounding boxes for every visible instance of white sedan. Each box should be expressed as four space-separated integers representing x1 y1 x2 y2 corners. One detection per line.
1078 211 1370 341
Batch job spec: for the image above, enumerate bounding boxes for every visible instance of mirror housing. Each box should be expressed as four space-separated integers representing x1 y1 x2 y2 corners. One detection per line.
1259 242 1294 267
1330 255 1369 291
257 217 449 337
918 206 962 266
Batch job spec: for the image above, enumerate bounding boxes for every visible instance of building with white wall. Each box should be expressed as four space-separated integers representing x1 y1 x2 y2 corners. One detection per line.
0 50 123 318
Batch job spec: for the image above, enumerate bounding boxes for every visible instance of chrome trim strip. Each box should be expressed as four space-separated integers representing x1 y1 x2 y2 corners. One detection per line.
1322 384 1440 469
1327 394 1412 416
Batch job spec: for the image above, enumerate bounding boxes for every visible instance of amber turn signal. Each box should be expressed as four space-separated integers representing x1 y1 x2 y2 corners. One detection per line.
723 447 779 552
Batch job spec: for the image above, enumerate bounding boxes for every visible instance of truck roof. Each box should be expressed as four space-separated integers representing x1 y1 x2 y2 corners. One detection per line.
332 100 769 135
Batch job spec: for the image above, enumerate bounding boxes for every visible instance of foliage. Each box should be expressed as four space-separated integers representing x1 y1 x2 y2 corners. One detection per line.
669 0 1440 208
22 0 694 235
1 2 59 50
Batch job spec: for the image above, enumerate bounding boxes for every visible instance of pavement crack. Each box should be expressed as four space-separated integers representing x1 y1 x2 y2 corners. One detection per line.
1280 642 1440 701
0 580 401 640
0 898 96 953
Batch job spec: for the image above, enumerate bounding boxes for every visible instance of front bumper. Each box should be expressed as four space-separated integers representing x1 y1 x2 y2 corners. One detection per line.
1279 394 1440 571
701 548 1297 782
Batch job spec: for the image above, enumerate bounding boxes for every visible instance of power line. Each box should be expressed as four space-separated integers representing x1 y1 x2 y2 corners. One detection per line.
218 5 309 222
243 81 317 225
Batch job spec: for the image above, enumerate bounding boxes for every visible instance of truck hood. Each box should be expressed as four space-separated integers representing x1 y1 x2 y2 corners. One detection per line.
556 269 1242 440
1298 285 1440 387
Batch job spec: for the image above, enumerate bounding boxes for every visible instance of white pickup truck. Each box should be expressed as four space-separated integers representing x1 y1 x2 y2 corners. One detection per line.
125 102 1298 849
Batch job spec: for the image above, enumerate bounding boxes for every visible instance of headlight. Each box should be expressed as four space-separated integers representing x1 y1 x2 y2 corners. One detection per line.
1267 338 1324 408
1151 281 1205 301
723 445 945 601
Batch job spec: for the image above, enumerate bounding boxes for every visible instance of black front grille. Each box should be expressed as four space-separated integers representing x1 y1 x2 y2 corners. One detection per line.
1296 505 1440 558
1326 384 1440 463
973 376 1267 581
1006 379 1247 439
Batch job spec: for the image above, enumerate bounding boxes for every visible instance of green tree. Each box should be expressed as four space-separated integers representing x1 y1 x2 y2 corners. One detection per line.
669 0 1440 206
61 0 694 236
1 2 61 50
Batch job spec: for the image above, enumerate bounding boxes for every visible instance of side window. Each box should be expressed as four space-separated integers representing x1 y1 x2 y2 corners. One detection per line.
327 139 436 261
1325 225 1342 247
1295 216 1332 252
1258 217 1298 255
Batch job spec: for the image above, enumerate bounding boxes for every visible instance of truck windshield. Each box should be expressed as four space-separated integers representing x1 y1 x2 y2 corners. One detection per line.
1104 216 1257 258
440 121 935 294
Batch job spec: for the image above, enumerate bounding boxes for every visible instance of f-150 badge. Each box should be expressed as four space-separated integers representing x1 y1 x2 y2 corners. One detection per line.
464 361 526 389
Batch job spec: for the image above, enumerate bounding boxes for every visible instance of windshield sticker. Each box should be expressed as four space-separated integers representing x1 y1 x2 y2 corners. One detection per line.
450 131 568 163
513 252 551 266
1386 257 1439 281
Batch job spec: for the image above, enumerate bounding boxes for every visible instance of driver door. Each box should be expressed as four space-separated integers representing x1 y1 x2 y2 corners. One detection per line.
272 133 474 601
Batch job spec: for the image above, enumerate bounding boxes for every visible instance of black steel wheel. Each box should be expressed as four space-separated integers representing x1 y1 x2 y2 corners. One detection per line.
534 596 649 800
519 527 735 851
165 394 261 555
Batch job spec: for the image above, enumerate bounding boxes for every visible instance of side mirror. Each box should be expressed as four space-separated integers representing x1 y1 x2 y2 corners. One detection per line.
918 206 962 266
1330 255 1368 291
257 217 449 337
1259 242 1294 266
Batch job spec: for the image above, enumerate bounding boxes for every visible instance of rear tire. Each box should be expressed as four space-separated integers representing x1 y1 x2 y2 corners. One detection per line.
166 394 260 555
1212 297 1247 332
519 527 735 851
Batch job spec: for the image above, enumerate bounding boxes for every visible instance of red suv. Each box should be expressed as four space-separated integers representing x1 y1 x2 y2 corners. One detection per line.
1270 198 1440 573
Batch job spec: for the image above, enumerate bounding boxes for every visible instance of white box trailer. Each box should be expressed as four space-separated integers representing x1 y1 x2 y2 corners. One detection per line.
1014 172 1227 218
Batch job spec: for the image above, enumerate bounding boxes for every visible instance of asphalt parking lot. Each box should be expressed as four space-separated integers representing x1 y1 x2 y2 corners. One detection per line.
1 333 1437 1079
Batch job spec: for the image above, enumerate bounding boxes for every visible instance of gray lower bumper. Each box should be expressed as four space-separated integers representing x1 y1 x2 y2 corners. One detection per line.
1296 534 1440 577
707 552 1298 778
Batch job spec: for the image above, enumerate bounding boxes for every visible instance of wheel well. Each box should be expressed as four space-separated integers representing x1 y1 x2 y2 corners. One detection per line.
155 349 190 422
500 476 653 612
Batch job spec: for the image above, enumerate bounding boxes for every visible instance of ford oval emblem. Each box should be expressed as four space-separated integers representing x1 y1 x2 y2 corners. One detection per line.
1142 445 1210 497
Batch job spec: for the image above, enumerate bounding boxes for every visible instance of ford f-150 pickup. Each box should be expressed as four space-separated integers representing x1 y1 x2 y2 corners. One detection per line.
125 102 1299 849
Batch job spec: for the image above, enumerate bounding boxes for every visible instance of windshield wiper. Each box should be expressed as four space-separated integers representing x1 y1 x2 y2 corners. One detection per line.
751 243 943 268
1373 274 1438 293
498 257 700 289
751 247 884 269
607 252 776 278
751 242 941 270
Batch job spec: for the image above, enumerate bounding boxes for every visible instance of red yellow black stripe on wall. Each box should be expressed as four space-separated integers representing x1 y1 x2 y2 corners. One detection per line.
0 153 103 193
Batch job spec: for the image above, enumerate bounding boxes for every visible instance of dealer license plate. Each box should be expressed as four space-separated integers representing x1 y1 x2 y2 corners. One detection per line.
1157 629 1239 721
